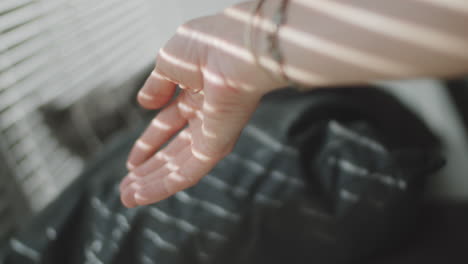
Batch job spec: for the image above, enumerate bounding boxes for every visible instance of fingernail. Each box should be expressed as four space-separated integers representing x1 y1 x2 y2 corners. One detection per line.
134 192 148 202
129 182 142 191
121 188 138 208
128 172 138 180
138 91 154 100
127 162 135 170
119 178 131 193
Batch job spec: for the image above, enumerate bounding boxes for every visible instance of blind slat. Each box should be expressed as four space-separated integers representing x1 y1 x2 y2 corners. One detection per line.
0 0 34 14
0 0 164 238
0 3 44 33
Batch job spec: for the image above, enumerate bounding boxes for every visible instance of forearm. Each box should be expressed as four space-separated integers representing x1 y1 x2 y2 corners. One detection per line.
250 0 468 90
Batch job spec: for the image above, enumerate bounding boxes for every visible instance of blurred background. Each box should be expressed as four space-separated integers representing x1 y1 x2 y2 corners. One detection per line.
0 0 467 245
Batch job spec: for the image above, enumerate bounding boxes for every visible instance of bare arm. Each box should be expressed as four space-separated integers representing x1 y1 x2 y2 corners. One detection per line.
238 0 468 90
120 0 467 207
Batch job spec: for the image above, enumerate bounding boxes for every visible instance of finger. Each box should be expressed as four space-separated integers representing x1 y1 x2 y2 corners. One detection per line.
134 147 217 206
134 130 192 176
122 160 175 207
137 70 177 109
137 145 192 185
120 130 192 192
129 146 193 206
121 184 138 208
127 98 187 169
156 48 204 92
119 172 138 193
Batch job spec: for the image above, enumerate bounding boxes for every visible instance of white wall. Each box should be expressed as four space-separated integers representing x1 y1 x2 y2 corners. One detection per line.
176 0 242 20
382 80 468 201
146 0 243 52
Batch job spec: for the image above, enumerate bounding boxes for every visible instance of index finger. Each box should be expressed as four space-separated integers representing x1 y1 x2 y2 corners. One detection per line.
137 69 177 110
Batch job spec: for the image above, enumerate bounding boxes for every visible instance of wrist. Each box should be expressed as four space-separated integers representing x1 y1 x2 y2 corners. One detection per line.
249 0 303 94
252 2 289 95
229 1 287 94
219 1 290 97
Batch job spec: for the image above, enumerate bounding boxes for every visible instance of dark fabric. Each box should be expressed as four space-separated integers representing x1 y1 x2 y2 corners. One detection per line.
447 78 468 134
372 202 468 264
1 87 444 264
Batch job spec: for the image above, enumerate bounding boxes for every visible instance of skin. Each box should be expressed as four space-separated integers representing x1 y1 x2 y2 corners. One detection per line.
120 0 468 208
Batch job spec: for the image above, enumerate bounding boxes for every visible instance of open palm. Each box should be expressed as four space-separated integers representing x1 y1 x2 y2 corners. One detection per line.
119 71 261 208
119 3 284 208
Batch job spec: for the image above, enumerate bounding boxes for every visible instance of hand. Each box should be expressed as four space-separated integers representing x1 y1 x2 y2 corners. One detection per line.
119 2 284 208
